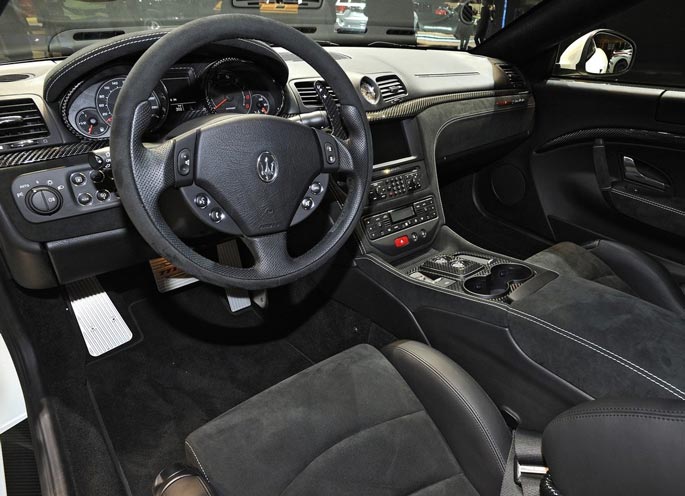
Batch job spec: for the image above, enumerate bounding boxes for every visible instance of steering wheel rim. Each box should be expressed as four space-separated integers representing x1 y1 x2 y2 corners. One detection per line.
110 15 372 290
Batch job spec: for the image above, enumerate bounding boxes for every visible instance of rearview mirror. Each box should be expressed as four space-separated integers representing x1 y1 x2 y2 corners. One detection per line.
559 29 635 76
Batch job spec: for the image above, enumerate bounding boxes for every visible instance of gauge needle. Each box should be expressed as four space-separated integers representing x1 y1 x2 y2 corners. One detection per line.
106 117 112 124
214 97 228 110
88 124 94 135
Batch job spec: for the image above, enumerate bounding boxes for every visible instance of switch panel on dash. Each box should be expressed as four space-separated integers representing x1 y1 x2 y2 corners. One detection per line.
11 164 120 223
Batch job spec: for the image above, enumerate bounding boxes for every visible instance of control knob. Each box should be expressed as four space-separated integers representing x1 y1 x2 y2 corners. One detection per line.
26 186 62 215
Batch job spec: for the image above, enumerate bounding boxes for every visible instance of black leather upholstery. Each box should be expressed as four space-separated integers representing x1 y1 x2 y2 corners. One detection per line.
543 398 685 496
526 240 685 314
182 343 510 496
383 340 511 496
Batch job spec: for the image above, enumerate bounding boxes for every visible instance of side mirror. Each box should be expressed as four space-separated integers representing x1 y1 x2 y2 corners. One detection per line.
559 29 635 76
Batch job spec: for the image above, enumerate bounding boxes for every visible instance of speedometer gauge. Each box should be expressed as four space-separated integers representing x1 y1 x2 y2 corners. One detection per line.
96 77 165 127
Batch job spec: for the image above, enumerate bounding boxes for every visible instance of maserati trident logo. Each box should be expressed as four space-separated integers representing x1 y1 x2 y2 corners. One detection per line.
257 151 278 183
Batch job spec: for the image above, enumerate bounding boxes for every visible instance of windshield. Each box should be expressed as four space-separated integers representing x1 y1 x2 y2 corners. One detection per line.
0 0 545 62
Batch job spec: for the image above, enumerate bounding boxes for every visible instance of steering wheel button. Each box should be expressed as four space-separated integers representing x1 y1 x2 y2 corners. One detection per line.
177 149 192 176
209 208 223 223
301 197 314 210
71 173 86 186
195 194 209 209
310 182 323 195
77 192 93 205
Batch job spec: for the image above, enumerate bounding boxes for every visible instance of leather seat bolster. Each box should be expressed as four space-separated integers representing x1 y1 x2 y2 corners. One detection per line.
543 398 685 496
383 340 511 496
588 240 685 314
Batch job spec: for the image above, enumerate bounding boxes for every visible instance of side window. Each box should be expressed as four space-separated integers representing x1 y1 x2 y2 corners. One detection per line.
553 0 685 88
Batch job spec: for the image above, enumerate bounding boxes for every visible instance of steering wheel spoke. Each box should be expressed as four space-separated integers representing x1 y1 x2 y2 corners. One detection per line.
243 231 294 276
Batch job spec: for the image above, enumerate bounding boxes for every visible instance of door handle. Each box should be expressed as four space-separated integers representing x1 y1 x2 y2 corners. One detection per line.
622 156 667 190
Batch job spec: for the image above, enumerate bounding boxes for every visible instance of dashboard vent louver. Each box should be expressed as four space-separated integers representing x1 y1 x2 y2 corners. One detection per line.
376 74 408 102
232 0 322 8
0 99 49 146
294 80 338 108
498 64 526 89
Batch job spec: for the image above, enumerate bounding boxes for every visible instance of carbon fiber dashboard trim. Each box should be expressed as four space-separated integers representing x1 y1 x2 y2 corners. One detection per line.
1 90 527 167
0 140 107 168
366 89 528 122
537 128 685 152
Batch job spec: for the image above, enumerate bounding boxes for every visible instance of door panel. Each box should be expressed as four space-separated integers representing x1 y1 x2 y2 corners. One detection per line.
480 78 685 273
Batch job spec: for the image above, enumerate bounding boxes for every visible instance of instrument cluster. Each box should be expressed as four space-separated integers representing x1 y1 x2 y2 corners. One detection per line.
63 58 285 140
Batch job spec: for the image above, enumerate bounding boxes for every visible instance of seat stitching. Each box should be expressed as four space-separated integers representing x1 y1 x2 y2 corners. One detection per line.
394 346 507 471
185 440 210 482
510 311 685 400
360 255 685 400
551 413 685 423
403 473 463 496
278 409 424 496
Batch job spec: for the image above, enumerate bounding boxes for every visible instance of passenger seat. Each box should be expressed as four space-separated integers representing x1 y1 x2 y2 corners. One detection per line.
526 240 685 314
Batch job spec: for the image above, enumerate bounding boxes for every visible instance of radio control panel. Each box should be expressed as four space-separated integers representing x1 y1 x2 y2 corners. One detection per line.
368 168 422 203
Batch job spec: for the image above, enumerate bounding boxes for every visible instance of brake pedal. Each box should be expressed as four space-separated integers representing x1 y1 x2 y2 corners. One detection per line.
217 240 252 313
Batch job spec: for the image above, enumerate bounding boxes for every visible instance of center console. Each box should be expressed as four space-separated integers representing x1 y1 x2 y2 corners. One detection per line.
359 119 442 258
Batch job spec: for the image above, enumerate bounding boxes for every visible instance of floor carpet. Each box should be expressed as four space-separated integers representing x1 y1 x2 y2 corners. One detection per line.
87 277 394 496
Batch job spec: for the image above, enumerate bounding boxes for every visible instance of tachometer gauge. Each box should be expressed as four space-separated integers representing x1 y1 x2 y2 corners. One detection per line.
206 70 252 113
75 108 108 137
251 94 270 115
96 77 164 126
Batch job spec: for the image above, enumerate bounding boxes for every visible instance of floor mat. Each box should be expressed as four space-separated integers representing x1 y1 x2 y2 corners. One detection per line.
87 289 394 496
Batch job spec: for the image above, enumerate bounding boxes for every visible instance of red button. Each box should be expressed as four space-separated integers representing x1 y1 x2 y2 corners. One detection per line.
394 235 410 248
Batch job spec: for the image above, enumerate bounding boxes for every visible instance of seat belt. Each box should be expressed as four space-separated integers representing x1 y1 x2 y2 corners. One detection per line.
500 430 548 496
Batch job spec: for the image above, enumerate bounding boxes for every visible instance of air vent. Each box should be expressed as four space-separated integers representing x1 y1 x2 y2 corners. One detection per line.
376 74 408 102
0 99 49 146
232 0 322 8
280 51 350 63
294 80 338 108
498 64 526 89
0 74 32 83
73 30 125 41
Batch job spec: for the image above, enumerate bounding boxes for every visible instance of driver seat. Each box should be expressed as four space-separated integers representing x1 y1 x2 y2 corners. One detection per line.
153 341 685 496
156 341 510 496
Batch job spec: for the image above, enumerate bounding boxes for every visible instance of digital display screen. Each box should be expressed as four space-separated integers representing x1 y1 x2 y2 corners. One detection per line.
370 120 412 165
390 205 415 224
162 76 197 112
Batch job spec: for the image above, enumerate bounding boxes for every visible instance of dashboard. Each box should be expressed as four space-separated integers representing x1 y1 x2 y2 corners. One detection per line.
0 34 533 290
62 58 286 140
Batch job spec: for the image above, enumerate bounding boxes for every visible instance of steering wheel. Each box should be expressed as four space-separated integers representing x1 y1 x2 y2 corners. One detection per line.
110 15 372 290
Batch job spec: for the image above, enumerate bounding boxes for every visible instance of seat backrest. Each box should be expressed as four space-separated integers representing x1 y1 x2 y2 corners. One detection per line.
543 398 685 496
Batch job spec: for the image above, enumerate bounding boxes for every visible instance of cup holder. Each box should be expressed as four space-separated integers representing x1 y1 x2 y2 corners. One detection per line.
463 263 533 299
